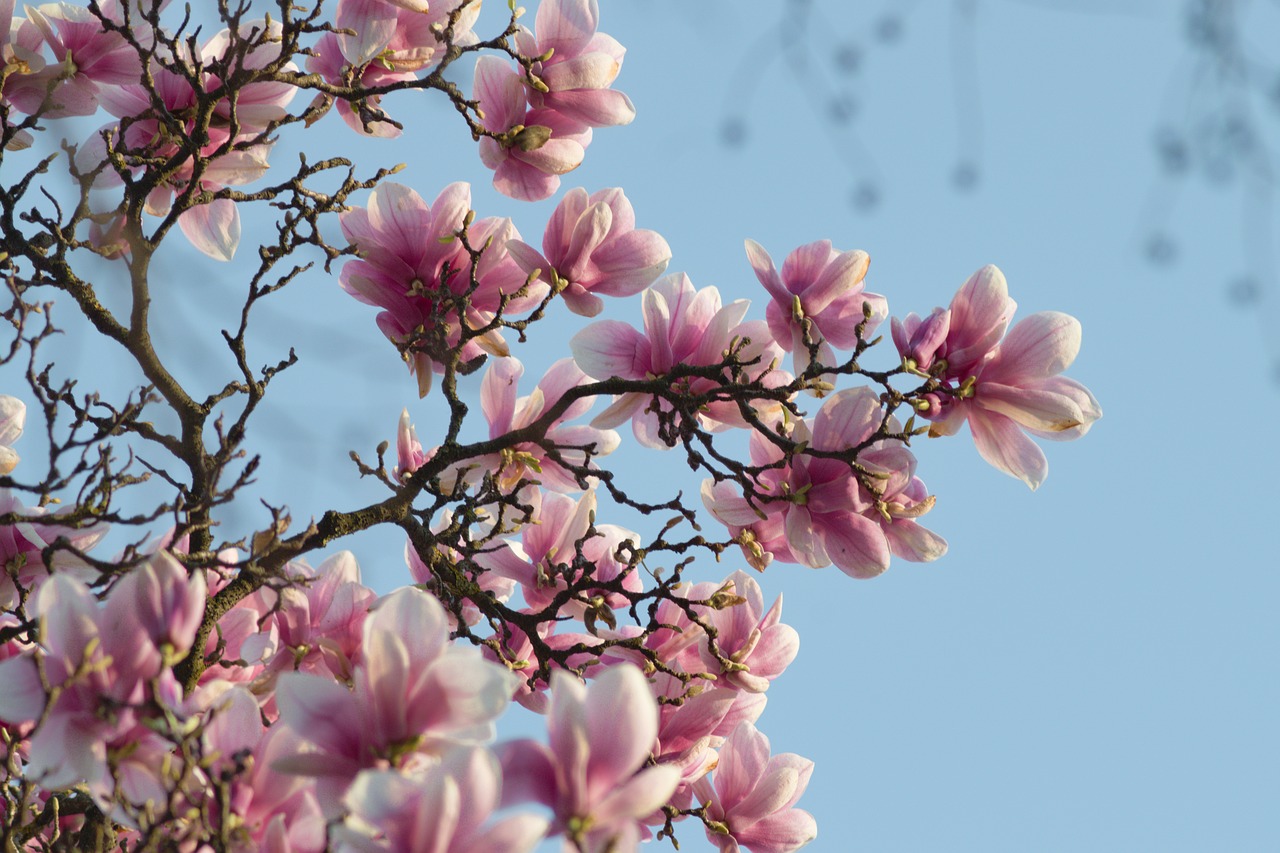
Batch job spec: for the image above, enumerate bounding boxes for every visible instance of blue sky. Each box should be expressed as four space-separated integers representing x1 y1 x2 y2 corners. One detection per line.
12 1 1280 850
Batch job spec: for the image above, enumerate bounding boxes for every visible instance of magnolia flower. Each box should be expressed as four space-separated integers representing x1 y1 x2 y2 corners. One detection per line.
570 273 790 448
257 551 375 685
473 488 641 616
745 238 888 381
339 182 541 396
474 55 593 201
6 2 141 119
893 265 1102 489
335 747 548 853
0 395 25 474
0 1 48 148
649 672 767 800
694 722 817 853
506 187 671 317
274 587 518 815
696 571 798 693
499 664 680 852
515 0 636 129
106 550 206 670
702 388 945 579
472 0 634 201
478 356 619 493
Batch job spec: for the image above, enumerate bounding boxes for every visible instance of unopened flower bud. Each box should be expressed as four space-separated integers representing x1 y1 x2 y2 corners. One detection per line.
512 124 552 152
737 529 771 572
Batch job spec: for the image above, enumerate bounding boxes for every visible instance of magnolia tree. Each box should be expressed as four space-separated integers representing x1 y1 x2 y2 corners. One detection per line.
0 0 1101 850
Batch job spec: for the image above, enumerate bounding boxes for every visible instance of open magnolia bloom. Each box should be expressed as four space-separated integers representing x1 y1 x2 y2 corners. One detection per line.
498 665 681 852
505 187 671 317
339 182 545 396
571 273 791 448
274 587 518 815
744 238 888 381
892 265 1102 489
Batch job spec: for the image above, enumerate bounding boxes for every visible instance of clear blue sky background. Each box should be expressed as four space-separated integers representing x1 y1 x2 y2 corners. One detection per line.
13 1 1280 850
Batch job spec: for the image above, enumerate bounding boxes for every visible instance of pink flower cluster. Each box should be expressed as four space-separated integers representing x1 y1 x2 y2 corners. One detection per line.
703 388 946 579
0 527 817 852
63 17 298 260
474 0 635 200
0 555 203 807
0 2 1106 850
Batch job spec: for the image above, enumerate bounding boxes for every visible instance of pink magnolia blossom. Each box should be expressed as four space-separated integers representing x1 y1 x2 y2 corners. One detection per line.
893 265 1102 489
394 407 429 482
106 550 206 670
1 0 46 148
274 586 517 814
478 356 619 493
306 32 415 138
506 187 671 317
474 488 641 616
5 2 141 118
515 0 636 129
745 238 888 381
498 664 680 852
0 394 24 474
693 722 817 853
696 571 798 693
474 54 593 201
702 388 946 579
339 182 544 396
254 551 376 686
649 672 767 802
471 0 634 201
332 0 478 73
335 747 548 853
570 273 790 448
